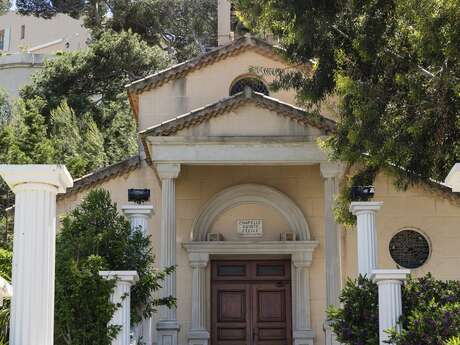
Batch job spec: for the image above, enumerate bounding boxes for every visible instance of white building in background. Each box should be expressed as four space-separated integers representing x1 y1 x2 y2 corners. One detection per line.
0 11 90 97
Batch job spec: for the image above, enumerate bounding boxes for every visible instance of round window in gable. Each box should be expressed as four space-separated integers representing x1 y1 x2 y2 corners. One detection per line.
389 229 430 269
229 77 269 96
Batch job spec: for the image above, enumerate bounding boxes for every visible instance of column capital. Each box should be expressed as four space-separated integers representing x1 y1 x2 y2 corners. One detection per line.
349 201 383 215
121 204 154 217
0 164 73 193
156 163 181 180
189 253 210 268
320 162 344 179
371 269 410 284
99 271 139 284
292 252 313 268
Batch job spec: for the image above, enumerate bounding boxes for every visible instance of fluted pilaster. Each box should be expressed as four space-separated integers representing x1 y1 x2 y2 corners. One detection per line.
321 162 343 345
188 253 209 345
292 253 315 345
349 202 383 276
156 163 181 345
0 165 73 345
100 271 139 345
372 270 410 345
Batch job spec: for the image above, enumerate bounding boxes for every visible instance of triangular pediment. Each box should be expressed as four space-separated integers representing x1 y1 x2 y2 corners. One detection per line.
139 90 335 139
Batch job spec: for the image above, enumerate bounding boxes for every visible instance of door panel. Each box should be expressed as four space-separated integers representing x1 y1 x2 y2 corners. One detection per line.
252 283 292 345
212 283 251 345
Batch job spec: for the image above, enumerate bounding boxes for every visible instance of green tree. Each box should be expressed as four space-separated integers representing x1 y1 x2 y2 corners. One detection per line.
0 89 11 126
55 189 174 345
16 0 217 61
21 30 170 128
0 97 55 165
102 102 137 164
235 0 460 224
50 101 87 177
80 114 108 173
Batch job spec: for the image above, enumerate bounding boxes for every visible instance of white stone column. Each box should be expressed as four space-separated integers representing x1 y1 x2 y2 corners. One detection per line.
320 162 343 345
292 253 315 345
121 204 154 345
0 164 73 345
155 163 181 345
371 269 410 345
188 253 210 345
100 271 139 345
349 202 383 276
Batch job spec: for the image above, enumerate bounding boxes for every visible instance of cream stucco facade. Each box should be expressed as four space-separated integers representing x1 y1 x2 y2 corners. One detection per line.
57 38 460 345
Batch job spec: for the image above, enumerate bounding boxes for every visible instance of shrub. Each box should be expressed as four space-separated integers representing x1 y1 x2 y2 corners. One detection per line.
328 275 379 345
328 274 460 345
54 189 174 345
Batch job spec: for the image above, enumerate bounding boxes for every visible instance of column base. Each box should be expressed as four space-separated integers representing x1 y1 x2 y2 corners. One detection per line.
188 330 210 345
293 330 315 345
157 320 180 345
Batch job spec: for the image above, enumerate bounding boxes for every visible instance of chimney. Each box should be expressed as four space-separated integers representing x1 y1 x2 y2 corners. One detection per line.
217 0 232 46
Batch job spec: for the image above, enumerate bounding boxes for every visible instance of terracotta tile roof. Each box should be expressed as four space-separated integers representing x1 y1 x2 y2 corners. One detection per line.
126 36 286 94
139 88 336 138
59 155 141 198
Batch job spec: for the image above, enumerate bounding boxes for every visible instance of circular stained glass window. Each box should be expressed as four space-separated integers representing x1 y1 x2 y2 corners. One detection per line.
230 77 269 96
389 229 430 269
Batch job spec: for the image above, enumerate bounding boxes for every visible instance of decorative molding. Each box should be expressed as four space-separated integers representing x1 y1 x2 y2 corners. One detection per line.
349 201 384 214
121 204 154 216
320 162 344 179
155 163 181 179
183 241 318 258
146 138 328 166
191 184 312 241
371 269 410 283
0 164 73 193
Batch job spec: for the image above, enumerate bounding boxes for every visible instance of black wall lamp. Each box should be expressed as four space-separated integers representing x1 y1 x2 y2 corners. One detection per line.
128 189 150 204
351 186 375 201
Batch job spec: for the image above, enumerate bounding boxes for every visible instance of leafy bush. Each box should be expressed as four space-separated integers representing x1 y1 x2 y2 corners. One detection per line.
55 189 174 345
328 276 379 345
328 274 460 345
389 275 460 345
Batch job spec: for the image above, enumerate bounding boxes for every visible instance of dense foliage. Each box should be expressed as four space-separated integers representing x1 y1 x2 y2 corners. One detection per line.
327 276 379 345
16 0 216 61
0 249 12 343
328 274 460 345
0 30 169 180
55 189 174 345
235 0 460 224
21 29 170 132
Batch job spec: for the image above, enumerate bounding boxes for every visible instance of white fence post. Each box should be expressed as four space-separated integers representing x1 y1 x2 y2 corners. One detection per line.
371 269 410 345
100 271 139 345
0 164 73 345
122 204 154 344
349 201 383 276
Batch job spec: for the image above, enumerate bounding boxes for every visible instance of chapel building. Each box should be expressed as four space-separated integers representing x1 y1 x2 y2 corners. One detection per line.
56 2 460 345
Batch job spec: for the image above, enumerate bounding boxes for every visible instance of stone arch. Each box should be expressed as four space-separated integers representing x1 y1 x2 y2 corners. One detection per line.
191 184 310 241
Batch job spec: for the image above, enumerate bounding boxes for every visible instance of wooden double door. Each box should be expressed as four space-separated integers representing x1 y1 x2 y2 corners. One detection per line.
211 260 292 345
